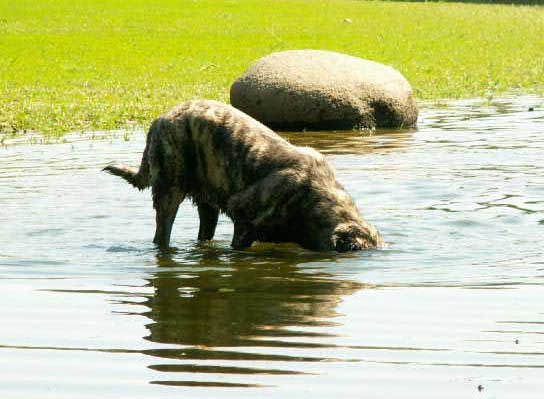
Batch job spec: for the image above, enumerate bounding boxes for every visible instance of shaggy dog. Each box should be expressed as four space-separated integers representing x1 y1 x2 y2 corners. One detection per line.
104 100 383 252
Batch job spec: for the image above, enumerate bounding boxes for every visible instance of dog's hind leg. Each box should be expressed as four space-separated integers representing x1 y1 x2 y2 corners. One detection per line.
231 221 255 250
197 203 219 241
152 186 185 248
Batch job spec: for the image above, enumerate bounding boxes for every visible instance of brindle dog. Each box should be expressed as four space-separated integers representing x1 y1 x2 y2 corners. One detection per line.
104 100 383 251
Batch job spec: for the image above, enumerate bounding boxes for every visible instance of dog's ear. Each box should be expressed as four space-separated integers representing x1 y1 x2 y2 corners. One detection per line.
332 234 363 252
333 236 360 252
332 224 362 252
332 223 380 252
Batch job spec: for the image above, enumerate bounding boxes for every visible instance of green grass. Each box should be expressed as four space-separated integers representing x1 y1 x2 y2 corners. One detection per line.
1 0 543 136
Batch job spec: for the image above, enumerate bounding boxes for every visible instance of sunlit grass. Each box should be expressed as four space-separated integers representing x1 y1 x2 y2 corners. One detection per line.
1 0 543 135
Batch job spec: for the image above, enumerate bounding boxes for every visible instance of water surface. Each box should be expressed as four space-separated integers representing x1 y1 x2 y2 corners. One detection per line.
1 96 543 398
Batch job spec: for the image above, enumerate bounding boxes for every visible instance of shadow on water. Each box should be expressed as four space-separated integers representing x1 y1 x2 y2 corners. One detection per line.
124 244 368 387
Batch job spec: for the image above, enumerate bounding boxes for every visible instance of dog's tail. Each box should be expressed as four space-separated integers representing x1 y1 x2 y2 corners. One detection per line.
103 164 149 190
103 124 154 190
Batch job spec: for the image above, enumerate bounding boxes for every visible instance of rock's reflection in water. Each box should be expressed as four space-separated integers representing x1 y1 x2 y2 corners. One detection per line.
283 129 416 155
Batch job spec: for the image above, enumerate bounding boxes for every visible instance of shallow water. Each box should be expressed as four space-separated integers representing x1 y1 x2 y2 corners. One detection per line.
1 96 543 398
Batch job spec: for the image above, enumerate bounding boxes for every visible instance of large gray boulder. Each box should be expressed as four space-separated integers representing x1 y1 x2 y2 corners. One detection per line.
230 50 418 131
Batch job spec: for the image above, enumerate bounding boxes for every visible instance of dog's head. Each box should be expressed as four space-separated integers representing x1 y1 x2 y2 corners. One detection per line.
331 222 383 252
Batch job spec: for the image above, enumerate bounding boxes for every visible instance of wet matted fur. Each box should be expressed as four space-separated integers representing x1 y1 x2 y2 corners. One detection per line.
104 100 383 251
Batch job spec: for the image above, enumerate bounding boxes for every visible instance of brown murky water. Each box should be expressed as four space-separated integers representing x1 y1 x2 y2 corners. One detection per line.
1 96 543 398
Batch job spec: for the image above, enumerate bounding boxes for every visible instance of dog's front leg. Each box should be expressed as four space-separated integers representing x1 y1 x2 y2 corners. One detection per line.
153 186 185 248
197 203 219 241
231 221 255 250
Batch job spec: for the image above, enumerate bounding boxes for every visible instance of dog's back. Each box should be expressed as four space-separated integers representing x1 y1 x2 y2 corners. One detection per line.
151 100 330 205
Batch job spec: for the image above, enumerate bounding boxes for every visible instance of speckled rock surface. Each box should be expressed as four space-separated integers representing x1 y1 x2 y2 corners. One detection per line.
230 50 418 131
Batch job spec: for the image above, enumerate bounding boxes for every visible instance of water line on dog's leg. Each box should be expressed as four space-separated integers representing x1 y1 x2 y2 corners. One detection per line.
231 221 255 250
152 188 185 247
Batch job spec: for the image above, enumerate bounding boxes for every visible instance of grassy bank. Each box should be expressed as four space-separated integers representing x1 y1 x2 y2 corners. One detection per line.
1 0 543 135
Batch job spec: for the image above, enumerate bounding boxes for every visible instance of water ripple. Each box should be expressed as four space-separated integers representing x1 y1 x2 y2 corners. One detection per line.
1 96 544 398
